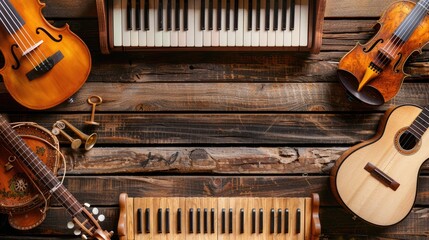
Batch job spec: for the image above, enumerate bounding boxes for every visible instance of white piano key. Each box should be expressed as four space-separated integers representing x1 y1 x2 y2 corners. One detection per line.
259 0 267 46
178 0 187 46
154 0 163 46
219 0 228 46
113 0 123 46
299 0 308 46
187 0 196 46
227 0 236 46
195 0 203 47
275 0 284 46
250 0 259 46
243 0 251 47
211 0 220 47
121 0 131 46
130 0 139 46
283 0 292 47
138 0 147 46
235 0 244 47
291 0 301 46
147 0 155 46
170 0 179 46
203 0 212 46
163 0 171 47
267 0 276 46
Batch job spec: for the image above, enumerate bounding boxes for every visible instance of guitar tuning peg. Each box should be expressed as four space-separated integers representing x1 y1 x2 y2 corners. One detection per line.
92 207 99 215
81 234 88 240
98 214 105 222
67 221 74 229
84 203 91 208
74 229 82 236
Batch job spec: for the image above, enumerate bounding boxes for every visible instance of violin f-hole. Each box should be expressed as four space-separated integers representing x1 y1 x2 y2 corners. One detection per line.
363 39 384 53
11 44 20 70
36 27 63 42
393 53 403 73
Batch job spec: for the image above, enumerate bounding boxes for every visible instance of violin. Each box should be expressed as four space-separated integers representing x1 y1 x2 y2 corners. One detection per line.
0 0 91 110
338 0 429 105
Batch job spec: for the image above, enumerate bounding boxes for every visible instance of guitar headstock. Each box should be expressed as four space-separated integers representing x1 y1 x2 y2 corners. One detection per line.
66 203 113 240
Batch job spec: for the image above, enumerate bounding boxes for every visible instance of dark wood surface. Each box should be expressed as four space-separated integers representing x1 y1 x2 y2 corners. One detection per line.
1 0 428 239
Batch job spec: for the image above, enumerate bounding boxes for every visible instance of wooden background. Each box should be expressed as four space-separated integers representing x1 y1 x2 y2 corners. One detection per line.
1 0 429 239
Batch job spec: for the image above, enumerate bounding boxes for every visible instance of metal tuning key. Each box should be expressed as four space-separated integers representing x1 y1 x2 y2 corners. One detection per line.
85 95 102 126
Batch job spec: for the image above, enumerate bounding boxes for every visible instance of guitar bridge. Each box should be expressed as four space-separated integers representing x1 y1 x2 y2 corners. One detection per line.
364 162 400 191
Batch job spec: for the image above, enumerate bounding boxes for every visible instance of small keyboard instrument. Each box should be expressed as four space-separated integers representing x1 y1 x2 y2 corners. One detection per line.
96 0 326 53
118 193 321 239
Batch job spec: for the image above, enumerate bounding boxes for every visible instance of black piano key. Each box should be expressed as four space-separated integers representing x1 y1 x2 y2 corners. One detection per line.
136 0 141 30
145 208 150 233
137 208 143 233
296 208 301 234
226 0 230 30
166 208 170 233
184 0 188 31
270 208 275 234
189 208 194 233
210 208 215 233
175 0 180 30
256 0 261 30
228 208 233 233
144 0 149 30
259 208 263 233
127 0 132 30
285 208 289 233
200 0 205 30
208 0 213 30
240 208 244 234
158 0 163 30
247 0 252 31
177 208 182 233
217 0 222 30
251 208 256 233
273 0 279 30
221 208 226 234
157 208 162 233
167 0 172 31
281 0 287 30
290 0 295 30
265 0 270 30
204 208 208 233
196 208 201 233
277 209 282 233
233 0 239 31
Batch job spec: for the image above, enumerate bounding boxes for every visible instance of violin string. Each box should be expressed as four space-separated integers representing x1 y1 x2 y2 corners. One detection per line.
0 0 49 71
0 1 39 69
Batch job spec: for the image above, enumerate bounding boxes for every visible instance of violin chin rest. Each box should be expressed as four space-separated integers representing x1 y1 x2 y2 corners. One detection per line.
337 69 384 106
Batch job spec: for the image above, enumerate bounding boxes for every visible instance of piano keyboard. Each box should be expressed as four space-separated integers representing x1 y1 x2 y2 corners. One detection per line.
117 193 321 240
96 0 326 52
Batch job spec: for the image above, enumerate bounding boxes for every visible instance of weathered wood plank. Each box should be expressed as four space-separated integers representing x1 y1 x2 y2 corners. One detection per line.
324 0 416 18
4 113 380 145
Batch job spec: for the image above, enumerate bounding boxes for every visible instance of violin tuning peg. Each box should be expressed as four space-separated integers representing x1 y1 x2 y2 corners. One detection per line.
84 203 91 208
92 207 99 215
74 229 82 236
98 214 106 222
67 221 75 229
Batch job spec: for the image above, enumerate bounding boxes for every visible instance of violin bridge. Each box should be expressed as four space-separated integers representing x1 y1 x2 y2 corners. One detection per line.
358 62 382 91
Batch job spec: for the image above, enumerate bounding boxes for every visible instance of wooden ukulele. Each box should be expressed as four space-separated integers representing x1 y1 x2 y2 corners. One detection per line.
0 115 112 239
0 0 91 110
330 104 429 226
337 0 429 105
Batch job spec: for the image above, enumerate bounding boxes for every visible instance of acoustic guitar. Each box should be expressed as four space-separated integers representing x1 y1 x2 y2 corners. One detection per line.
330 104 429 226
0 114 112 239
0 0 91 110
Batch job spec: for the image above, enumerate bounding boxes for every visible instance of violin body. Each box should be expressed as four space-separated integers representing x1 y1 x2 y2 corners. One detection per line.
338 1 429 105
0 0 91 110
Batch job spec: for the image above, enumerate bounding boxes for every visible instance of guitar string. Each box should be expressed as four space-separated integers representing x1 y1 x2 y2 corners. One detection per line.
0 1 40 69
376 0 429 71
0 0 50 71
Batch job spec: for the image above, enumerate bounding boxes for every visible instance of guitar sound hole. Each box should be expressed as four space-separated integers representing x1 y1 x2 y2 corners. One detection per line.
399 131 418 151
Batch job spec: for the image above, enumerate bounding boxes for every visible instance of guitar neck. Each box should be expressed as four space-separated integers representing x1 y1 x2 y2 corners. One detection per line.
0 114 82 216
